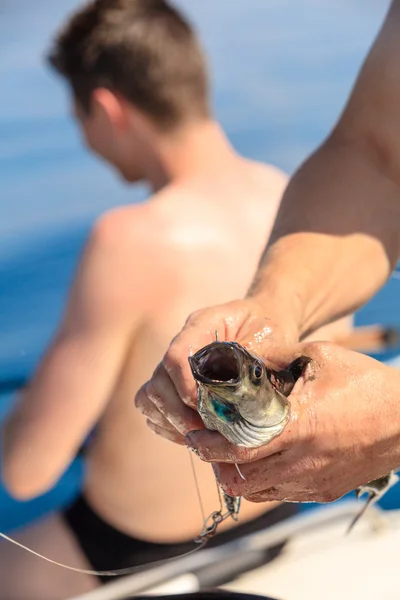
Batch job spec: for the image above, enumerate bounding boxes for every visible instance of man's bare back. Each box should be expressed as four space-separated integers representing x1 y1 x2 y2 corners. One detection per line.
84 159 290 541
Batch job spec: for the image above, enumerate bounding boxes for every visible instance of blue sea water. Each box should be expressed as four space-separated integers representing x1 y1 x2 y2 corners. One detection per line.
0 0 398 531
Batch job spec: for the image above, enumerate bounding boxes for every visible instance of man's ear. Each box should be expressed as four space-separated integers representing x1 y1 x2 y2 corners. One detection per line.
92 88 129 132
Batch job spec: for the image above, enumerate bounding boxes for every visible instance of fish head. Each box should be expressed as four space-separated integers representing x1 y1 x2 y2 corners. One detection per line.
188 341 306 448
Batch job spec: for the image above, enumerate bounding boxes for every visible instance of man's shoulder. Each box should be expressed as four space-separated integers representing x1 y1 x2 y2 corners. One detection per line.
88 202 167 261
91 203 152 248
69 202 178 322
86 197 186 277
246 160 288 196
91 189 185 245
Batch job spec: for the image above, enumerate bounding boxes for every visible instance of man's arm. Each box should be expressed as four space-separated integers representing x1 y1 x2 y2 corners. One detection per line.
2 214 145 498
250 0 400 339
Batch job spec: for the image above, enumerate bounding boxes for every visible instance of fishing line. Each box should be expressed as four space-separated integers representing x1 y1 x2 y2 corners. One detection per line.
0 530 206 577
189 447 206 523
0 526 207 577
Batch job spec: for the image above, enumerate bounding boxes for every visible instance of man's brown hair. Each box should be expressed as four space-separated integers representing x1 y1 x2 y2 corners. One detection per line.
48 0 210 130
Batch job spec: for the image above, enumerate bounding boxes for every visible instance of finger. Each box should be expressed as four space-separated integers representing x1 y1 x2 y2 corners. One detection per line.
245 489 323 503
146 420 186 445
185 428 289 464
134 395 177 432
185 430 260 463
214 448 330 500
135 364 204 435
163 303 251 410
244 487 288 502
212 450 290 497
163 315 221 410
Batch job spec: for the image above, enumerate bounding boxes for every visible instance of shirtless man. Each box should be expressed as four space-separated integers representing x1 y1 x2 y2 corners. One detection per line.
1 1 351 598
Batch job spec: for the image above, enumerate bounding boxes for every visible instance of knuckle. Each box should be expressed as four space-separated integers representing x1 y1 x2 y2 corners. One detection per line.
135 390 166 425
167 330 183 351
282 455 323 485
144 381 164 410
153 361 165 378
301 340 335 363
151 365 170 394
163 344 184 376
186 308 208 327
297 454 324 476
134 385 147 409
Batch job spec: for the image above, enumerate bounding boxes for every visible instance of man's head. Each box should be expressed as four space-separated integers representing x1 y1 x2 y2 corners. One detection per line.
48 0 211 181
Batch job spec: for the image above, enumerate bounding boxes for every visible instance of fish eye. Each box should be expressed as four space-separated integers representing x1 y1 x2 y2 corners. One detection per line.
250 364 264 384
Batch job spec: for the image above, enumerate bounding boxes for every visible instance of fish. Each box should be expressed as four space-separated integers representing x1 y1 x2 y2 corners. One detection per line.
188 340 309 532
188 340 309 448
188 340 399 533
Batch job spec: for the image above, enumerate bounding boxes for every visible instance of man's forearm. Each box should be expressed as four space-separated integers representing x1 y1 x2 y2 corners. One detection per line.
248 134 400 339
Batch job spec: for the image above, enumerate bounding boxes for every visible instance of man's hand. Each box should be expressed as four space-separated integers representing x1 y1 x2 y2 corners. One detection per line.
135 298 300 444
184 342 400 504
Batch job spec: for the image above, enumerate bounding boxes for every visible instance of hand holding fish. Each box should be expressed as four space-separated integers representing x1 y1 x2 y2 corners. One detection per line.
135 298 299 444
189 341 400 505
137 323 400 505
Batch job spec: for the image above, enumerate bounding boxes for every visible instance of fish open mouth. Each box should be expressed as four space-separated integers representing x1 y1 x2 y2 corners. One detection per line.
189 342 241 385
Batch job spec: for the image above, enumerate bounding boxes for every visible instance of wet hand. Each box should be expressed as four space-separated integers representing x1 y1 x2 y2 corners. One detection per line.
135 299 299 444
186 342 400 503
